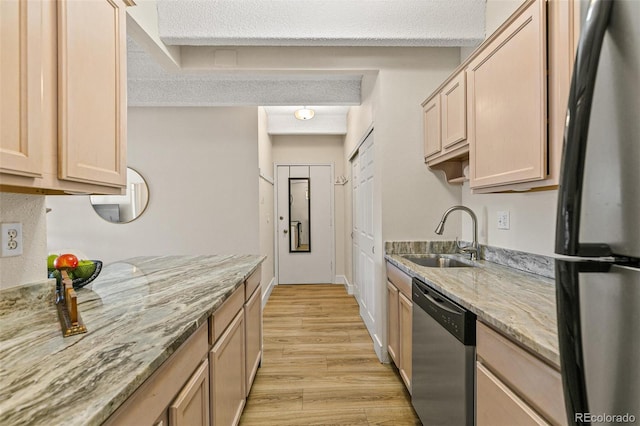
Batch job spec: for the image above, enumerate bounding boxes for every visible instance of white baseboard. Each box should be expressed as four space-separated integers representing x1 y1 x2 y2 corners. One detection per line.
262 277 276 308
334 275 353 294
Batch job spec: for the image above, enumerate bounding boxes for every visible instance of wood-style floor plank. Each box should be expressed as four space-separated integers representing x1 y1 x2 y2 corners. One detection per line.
239 284 420 425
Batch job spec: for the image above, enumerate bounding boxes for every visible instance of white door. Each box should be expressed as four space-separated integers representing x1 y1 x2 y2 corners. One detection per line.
351 155 361 301
352 132 376 335
277 165 334 284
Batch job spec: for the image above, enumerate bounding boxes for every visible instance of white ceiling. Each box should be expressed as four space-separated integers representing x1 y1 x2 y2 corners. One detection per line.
264 106 350 135
127 0 487 134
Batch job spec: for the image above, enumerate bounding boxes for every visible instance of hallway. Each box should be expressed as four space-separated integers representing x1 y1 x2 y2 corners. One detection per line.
240 284 420 425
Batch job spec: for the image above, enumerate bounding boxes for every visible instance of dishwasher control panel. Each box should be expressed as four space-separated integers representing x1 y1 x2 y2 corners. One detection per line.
412 277 476 345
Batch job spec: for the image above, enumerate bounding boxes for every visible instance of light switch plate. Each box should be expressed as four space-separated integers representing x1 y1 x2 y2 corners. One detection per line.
1 222 23 257
497 211 510 230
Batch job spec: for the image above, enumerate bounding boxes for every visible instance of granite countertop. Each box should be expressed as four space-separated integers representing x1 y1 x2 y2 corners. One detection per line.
385 242 560 368
0 254 264 426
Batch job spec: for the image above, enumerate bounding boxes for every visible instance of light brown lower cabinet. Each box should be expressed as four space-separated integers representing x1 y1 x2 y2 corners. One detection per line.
385 261 413 394
477 362 549 426
210 310 246 426
398 292 412 392
106 268 263 426
476 322 566 426
386 281 400 364
104 324 209 425
245 286 262 395
169 359 210 426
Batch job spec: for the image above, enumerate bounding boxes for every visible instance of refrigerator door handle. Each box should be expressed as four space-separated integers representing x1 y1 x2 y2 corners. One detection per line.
556 260 590 424
556 260 611 425
555 0 613 258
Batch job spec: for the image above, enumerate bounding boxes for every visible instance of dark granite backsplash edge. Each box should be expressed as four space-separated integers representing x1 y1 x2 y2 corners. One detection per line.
384 241 555 279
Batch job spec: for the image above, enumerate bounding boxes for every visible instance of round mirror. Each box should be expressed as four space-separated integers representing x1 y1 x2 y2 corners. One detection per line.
90 168 150 223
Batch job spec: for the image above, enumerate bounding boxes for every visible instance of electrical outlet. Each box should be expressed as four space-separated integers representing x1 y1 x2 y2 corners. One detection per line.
2 223 23 257
497 211 510 230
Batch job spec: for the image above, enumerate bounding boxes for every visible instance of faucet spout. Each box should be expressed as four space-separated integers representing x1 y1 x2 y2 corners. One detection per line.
434 205 479 260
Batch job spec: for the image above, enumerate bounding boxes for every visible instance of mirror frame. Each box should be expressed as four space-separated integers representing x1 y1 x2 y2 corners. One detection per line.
89 167 150 224
288 177 311 253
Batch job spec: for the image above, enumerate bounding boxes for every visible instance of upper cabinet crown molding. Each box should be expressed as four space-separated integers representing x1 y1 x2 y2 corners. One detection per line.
1 0 131 195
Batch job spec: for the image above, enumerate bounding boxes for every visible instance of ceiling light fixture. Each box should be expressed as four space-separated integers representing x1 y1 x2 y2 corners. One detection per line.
294 106 315 120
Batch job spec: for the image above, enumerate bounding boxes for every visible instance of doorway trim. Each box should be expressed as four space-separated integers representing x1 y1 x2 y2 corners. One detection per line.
273 162 336 285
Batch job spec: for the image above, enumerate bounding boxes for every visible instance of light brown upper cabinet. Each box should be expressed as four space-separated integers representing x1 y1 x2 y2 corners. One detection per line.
422 70 468 184
422 95 441 159
57 0 128 188
441 72 467 152
0 0 132 195
467 0 547 189
421 0 579 192
0 0 44 179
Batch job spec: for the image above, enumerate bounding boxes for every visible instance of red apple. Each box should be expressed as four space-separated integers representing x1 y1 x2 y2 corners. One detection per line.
54 253 79 270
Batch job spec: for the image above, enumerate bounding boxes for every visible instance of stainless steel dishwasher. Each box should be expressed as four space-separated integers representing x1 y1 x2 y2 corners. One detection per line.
412 277 476 425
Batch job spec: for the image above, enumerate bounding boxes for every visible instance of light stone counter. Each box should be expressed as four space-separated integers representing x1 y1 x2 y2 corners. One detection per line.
385 250 560 368
0 255 264 426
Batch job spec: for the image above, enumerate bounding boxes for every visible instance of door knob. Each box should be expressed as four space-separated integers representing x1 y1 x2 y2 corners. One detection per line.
284 229 288 234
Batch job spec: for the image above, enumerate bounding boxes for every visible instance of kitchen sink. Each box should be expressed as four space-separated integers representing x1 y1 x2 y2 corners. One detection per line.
401 254 475 268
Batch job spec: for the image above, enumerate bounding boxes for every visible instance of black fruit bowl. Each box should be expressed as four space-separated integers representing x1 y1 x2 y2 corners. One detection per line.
49 260 103 289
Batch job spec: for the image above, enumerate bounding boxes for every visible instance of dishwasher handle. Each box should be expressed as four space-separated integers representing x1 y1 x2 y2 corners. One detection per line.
422 290 463 316
412 277 476 346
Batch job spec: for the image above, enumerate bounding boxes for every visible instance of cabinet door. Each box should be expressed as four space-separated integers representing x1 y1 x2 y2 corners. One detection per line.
244 286 262 396
422 95 441 159
477 362 549 426
169 359 210 426
57 0 127 188
398 292 412 393
386 281 399 365
467 0 547 189
0 0 43 178
210 310 245 426
441 72 467 151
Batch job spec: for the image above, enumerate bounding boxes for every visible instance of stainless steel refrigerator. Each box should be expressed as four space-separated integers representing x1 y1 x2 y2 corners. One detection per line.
555 0 640 425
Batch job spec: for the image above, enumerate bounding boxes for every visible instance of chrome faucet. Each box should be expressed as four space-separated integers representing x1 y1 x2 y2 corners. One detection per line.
434 205 479 260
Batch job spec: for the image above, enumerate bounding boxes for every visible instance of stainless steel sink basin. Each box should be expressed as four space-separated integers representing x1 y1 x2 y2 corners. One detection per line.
401 254 475 268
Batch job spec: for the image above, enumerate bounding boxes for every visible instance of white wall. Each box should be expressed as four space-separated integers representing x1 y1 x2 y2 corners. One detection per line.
0 193 48 289
257 107 275 297
461 186 558 256
272 135 346 279
46 107 260 263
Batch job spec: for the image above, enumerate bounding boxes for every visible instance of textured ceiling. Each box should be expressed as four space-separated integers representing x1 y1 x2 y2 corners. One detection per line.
156 0 485 47
129 0 487 134
127 37 362 107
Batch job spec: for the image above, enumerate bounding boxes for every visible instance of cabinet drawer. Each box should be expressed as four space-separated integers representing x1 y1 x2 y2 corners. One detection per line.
385 262 412 299
210 285 244 344
477 322 566 425
477 362 550 426
245 265 261 301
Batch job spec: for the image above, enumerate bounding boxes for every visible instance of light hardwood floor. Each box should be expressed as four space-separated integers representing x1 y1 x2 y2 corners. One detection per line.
240 284 420 425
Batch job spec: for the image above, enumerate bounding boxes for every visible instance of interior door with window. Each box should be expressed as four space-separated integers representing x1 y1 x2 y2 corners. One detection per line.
276 165 334 284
